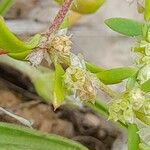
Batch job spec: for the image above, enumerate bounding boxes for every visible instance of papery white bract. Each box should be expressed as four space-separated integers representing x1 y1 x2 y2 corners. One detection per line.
27 49 44 66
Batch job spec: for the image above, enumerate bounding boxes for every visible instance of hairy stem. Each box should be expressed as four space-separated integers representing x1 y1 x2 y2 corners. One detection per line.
45 0 73 36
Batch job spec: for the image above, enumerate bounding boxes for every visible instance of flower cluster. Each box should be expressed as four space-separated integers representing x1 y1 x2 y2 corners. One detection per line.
27 30 72 66
64 66 99 103
132 28 150 66
132 27 150 84
47 34 72 65
27 30 100 104
109 88 147 124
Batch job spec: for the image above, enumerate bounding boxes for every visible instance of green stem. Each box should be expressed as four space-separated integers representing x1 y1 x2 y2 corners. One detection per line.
144 0 150 21
0 0 14 15
99 80 117 98
87 99 127 130
87 99 109 117
128 124 140 150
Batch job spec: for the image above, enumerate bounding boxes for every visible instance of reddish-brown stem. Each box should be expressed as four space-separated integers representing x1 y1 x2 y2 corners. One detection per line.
46 0 73 36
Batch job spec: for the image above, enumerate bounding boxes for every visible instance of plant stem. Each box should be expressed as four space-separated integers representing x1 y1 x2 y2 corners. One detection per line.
87 99 128 130
99 80 117 98
45 0 74 37
144 0 150 21
128 124 140 150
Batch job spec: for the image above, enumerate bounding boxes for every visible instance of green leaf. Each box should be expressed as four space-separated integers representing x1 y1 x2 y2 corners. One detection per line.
0 55 54 102
8 50 32 60
128 124 140 150
86 99 109 117
0 17 41 59
141 79 150 92
105 18 143 36
85 62 105 73
0 122 88 150
0 0 14 15
53 63 65 109
144 0 150 21
26 34 41 48
55 0 105 14
96 67 137 85
33 67 55 102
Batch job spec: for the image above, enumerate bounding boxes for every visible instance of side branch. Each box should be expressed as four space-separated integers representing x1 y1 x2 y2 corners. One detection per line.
46 0 73 36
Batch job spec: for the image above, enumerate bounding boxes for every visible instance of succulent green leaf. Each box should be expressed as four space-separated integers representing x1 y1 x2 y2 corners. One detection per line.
26 34 41 48
53 63 65 108
0 17 41 59
8 50 32 60
0 55 54 102
105 18 143 36
96 67 137 85
33 67 55 102
0 122 88 150
0 17 32 53
141 79 150 92
55 0 105 14
144 0 150 21
86 62 105 73
0 0 14 15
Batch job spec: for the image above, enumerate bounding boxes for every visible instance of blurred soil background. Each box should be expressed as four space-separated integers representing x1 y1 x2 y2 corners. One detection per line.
0 0 144 150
